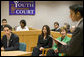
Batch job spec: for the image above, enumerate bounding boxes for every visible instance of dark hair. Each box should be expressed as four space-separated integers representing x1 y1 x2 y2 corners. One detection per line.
41 25 50 37
2 19 7 22
64 23 70 29
60 27 68 34
4 24 12 31
54 22 59 26
20 20 26 26
69 4 83 17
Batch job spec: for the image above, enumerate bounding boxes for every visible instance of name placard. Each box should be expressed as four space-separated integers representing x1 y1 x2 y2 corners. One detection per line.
9 1 35 15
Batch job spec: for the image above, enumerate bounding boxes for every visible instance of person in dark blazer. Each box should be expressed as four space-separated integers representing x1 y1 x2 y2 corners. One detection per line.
32 25 53 56
1 24 19 51
51 22 60 32
57 4 83 56
1 19 7 31
63 23 71 34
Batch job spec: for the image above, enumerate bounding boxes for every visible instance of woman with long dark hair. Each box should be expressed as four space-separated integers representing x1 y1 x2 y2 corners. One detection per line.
32 25 53 56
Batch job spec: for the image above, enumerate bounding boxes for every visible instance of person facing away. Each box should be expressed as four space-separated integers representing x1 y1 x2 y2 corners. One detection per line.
32 25 53 56
1 24 19 51
1 19 8 31
16 19 29 31
57 4 83 56
46 27 71 56
51 22 60 32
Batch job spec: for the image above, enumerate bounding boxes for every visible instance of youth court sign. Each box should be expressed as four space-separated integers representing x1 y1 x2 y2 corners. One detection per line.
9 1 35 15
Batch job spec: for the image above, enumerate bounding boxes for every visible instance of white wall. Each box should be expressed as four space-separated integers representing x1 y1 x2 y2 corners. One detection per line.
1 1 83 29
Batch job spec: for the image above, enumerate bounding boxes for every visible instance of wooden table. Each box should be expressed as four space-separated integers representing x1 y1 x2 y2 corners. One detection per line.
1 51 32 56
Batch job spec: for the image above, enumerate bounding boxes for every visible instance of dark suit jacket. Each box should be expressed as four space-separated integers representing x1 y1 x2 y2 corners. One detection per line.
1 33 19 51
51 28 60 32
1 25 4 31
58 19 83 56
67 29 72 34
37 35 53 48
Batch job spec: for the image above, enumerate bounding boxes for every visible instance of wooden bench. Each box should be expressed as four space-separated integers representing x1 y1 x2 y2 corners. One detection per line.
1 30 72 52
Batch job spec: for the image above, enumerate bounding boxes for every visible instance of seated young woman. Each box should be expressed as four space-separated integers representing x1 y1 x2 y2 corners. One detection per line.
32 25 53 56
16 19 29 31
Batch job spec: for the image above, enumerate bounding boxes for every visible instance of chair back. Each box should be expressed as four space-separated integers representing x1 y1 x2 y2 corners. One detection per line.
19 43 26 51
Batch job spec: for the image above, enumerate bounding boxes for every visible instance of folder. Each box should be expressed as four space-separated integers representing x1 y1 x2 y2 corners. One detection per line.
53 38 67 45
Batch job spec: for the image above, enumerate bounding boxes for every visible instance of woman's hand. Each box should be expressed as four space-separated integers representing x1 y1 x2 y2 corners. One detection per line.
54 48 58 53
39 47 44 51
61 41 67 45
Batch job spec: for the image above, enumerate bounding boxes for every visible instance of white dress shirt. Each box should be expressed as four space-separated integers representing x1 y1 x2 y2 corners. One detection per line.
16 26 29 31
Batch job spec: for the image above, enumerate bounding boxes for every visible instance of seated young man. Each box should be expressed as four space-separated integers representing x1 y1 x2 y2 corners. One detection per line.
1 24 19 51
46 27 71 56
1 19 8 31
63 23 71 33
51 22 60 32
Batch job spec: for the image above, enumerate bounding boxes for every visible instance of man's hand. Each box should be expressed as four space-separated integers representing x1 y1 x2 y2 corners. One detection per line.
54 48 58 53
1 47 4 51
39 47 44 51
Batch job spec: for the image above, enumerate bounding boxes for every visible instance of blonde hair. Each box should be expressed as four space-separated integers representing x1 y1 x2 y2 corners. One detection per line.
60 27 68 34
